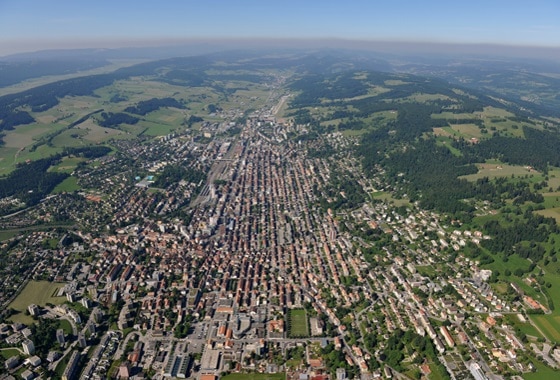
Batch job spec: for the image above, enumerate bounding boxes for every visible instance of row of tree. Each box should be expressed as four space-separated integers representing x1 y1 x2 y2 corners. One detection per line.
124 97 184 115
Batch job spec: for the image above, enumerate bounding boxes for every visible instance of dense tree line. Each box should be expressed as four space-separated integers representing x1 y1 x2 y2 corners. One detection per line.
350 94 558 216
337 118 366 131
0 110 35 130
289 72 370 107
481 212 557 260
465 126 560 171
0 146 110 208
68 109 104 128
30 318 59 355
318 169 366 211
97 112 139 128
0 73 114 132
65 145 112 158
0 53 276 131
0 59 108 87
287 108 316 126
162 69 207 86
211 73 266 83
379 329 450 378
0 156 68 205
321 343 359 378
0 73 114 115
124 97 184 115
288 70 499 120
381 138 478 214
109 93 127 103
153 165 206 189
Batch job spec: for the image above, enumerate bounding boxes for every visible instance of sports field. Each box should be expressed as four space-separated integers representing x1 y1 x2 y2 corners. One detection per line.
288 309 309 338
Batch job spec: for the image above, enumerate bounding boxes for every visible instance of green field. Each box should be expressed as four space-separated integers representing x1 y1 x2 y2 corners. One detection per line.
485 254 533 275
450 123 484 138
405 93 450 103
0 230 19 241
531 315 560 344
523 359 560 380
371 191 411 207
416 265 437 278
434 136 462 157
8 280 67 324
544 169 560 191
0 348 21 360
49 157 86 173
428 362 449 380
461 163 537 182
222 374 285 380
52 176 80 193
535 191 560 223
522 261 560 343
288 309 309 338
54 351 73 378
502 314 543 339
141 120 180 136
430 106 537 140
535 208 560 223
59 319 74 335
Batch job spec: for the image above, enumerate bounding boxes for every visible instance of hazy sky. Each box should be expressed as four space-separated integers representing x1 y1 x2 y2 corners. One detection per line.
0 0 559 55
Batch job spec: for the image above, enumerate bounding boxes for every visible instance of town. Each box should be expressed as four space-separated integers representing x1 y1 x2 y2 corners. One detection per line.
0 78 559 380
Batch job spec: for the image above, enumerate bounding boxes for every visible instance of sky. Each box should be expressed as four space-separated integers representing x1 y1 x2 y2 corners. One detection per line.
0 0 559 56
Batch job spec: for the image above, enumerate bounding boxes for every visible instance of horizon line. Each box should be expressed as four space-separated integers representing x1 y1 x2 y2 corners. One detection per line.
1 37 560 59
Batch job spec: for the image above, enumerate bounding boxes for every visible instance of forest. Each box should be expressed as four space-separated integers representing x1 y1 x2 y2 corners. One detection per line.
97 112 140 128
124 97 185 115
153 164 206 189
0 157 68 206
0 59 108 87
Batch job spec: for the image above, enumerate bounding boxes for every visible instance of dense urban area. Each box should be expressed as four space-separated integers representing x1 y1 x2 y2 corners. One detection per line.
1 52 560 380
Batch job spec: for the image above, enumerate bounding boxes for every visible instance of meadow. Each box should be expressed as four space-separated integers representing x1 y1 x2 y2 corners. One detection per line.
461 163 537 182
52 176 80 193
8 280 67 324
523 359 560 380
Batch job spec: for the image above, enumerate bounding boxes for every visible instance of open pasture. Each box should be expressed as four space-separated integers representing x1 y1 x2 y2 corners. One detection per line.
52 176 80 193
535 208 560 223
405 93 450 103
461 163 536 181
2 124 52 149
75 119 124 142
49 156 86 173
530 315 560 343
450 123 483 138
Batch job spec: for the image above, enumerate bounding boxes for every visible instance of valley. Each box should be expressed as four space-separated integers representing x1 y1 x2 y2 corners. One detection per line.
0 51 559 380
